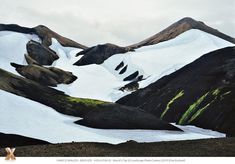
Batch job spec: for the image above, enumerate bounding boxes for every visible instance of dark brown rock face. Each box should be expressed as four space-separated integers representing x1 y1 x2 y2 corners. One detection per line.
26 40 59 65
117 47 235 136
10 63 77 87
33 25 87 49
73 43 134 66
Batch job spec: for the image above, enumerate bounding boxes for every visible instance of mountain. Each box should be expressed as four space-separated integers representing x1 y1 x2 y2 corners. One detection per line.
117 46 235 136
0 17 234 146
73 17 235 66
128 17 235 49
1 19 233 102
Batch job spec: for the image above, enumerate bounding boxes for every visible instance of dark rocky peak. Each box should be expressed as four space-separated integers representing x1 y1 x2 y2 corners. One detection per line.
127 17 235 49
74 43 135 66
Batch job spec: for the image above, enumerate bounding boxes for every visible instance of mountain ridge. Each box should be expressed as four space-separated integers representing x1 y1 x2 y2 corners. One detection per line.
0 23 87 49
127 17 235 49
72 17 235 66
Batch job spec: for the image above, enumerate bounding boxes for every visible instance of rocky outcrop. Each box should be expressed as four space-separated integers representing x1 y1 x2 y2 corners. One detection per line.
119 81 139 92
0 68 181 131
76 103 182 131
0 24 87 49
115 61 124 71
119 65 128 74
11 63 77 87
73 43 134 66
119 75 144 91
26 40 59 65
123 71 139 81
127 17 235 49
117 47 235 136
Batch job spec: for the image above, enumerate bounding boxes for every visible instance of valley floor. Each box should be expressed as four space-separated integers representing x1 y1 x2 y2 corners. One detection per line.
1 138 235 157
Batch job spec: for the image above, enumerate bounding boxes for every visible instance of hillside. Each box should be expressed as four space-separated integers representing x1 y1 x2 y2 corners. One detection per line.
117 46 235 136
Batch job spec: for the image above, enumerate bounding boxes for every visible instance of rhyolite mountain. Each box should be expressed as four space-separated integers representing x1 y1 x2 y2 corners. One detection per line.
73 17 235 66
128 17 235 49
117 46 235 136
0 17 235 146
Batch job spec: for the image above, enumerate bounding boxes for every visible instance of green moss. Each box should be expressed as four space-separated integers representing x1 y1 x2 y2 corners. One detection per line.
160 90 184 119
188 103 211 123
178 92 209 125
66 96 107 107
212 88 221 96
180 88 224 124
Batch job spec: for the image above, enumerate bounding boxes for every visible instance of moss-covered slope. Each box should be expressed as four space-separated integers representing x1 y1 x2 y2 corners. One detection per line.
117 47 235 136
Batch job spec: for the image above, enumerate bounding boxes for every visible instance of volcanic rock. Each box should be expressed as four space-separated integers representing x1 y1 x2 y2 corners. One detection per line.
26 40 59 65
75 103 182 131
115 61 125 71
11 63 77 87
74 43 134 66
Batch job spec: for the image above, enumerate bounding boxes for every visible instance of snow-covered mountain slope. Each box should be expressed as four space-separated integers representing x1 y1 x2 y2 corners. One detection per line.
50 29 234 101
0 90 225 144
102 29 234 90
0 28 232 144
0 29 233 102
